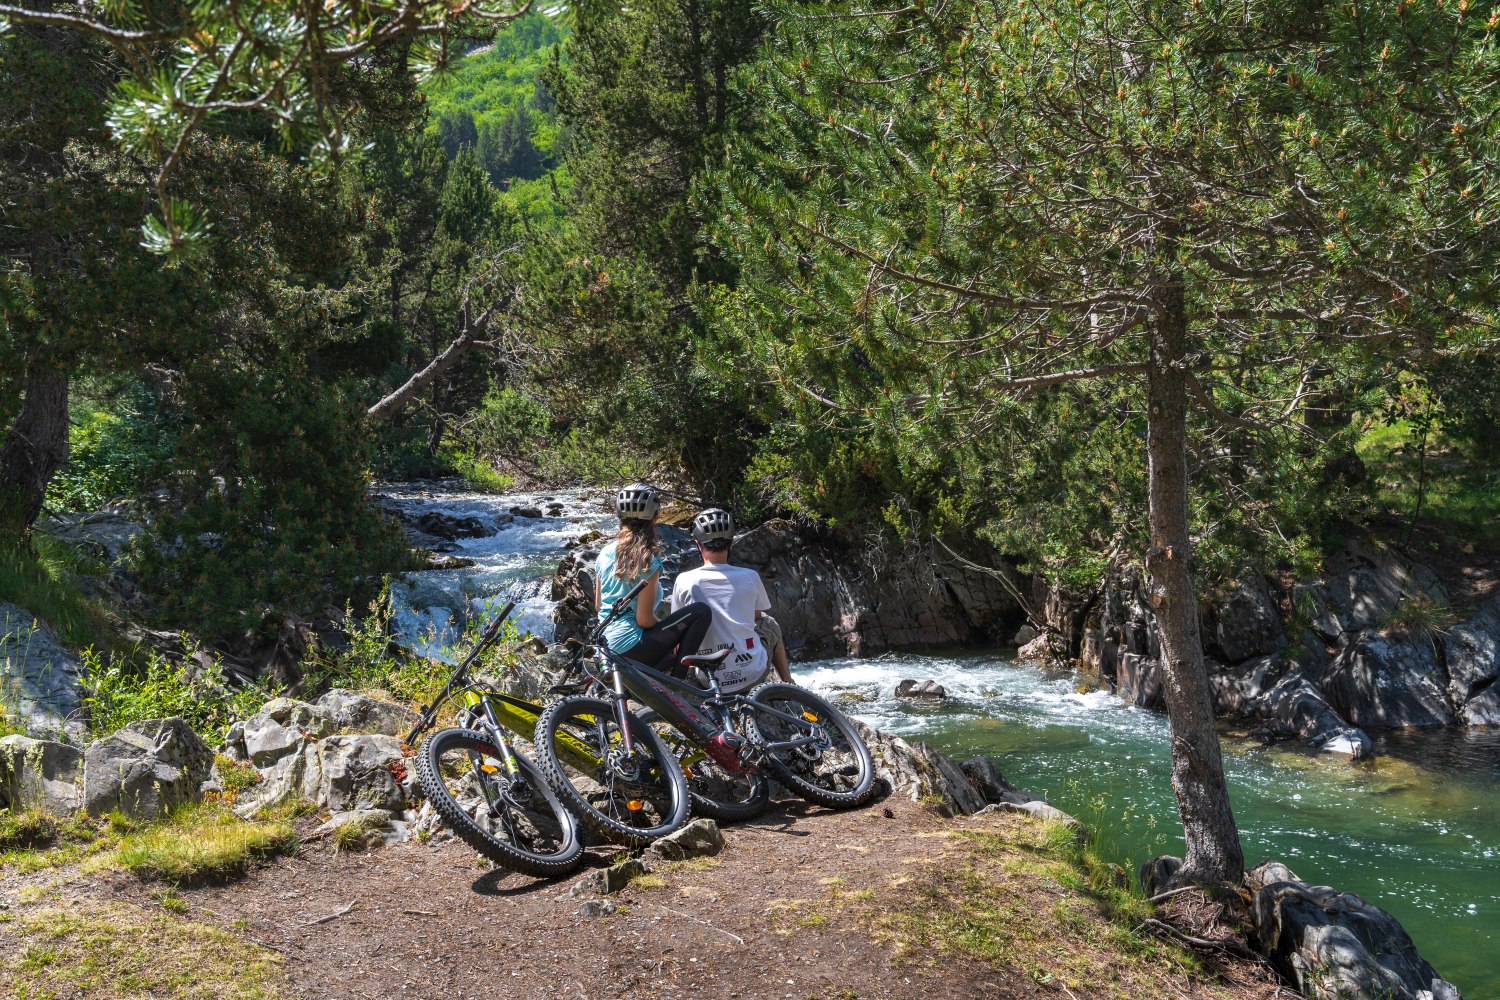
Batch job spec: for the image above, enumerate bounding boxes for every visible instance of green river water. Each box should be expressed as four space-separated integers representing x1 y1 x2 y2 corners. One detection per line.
800 651 1500 999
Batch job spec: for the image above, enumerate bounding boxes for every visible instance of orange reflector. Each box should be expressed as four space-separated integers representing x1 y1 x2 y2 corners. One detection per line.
682 767 696 780
479 764 499 774
803 711 820 722
626 799 645 811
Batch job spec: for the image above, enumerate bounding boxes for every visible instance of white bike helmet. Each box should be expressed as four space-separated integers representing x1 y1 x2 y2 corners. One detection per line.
690 507 735 544
616 482 660 520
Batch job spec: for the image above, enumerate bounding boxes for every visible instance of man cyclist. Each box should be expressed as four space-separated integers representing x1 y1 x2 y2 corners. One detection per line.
670 508 793 691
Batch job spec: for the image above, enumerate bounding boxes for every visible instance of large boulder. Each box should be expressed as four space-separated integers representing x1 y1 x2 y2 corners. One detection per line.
1210 575 1287 664
82 718 214 818
234 697 332 765
0 735 83 814
1248 861 1460 1000
856 723 987 814
0 602 85 739
1209 654 1290 717
1445 597 1500 724
1323 631 1455 729
297 734 406 813
1313 542 1448 641
312 690 419 737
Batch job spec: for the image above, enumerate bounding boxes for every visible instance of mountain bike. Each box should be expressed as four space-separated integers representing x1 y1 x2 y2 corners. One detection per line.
405 601 587 878
538 579 876 833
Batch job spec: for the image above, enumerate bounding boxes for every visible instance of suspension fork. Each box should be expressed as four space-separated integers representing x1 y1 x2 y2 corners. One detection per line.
479 698 524 777
607 665 637 756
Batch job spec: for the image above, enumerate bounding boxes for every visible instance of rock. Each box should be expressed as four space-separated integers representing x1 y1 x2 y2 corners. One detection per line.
1017 633 1068 667
312 690 419 737
981 799 1084 829
1248 860 1460 1000
1209 655 1290 716
1324 631 1455 728
576 899 618 918
0 735 83 814
419 552 476 571
575 858 650 896
40 507 143 563
0 602 85 739
1115 651 1165 709
959 757 1023 805
894 679 947 699
411 512 492 541
1317 729 1372 761
647 818 724 862
509 506 545 519
1445 596 1500 721
83 718 214 818
298 735 406 813
1316 541 1448 640
1139 855 1183 896
1263 673 1353 743
238 697 332 766
1013 624 1040 646
856 723 987 814
1457 685 1500 726
1211 575 1287 663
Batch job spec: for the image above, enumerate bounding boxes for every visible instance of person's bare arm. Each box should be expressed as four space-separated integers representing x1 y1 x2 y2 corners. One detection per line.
635 569 661 629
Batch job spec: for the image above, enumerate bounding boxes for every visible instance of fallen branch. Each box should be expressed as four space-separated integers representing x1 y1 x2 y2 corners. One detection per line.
402 908 437 917
304 902 356 926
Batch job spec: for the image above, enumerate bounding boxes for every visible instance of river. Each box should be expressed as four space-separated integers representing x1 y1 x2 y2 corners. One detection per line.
383 484 1500 998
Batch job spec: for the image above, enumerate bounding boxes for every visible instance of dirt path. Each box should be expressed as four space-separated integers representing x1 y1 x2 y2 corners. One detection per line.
4 798 1288 1000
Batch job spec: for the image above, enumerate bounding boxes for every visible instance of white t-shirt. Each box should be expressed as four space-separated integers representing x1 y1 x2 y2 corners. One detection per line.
671 563 771 693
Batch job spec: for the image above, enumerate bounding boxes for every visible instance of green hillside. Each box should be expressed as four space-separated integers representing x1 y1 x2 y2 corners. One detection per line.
423 11 570 226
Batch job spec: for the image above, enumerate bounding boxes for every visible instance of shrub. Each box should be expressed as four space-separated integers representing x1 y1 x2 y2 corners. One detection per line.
82 646 277 744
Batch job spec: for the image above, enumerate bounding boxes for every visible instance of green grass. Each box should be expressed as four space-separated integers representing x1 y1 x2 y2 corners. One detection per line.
0 809 59 851
4 899 288 999
1357 419 1500 546
0 534 119 657
860 815 1224 999
114 805 297 881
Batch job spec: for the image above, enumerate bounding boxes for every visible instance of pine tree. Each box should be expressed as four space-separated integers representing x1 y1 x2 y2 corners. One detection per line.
716 0 1500 884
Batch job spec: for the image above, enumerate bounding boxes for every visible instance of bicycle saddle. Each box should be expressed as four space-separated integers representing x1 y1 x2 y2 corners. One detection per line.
679 649 733 669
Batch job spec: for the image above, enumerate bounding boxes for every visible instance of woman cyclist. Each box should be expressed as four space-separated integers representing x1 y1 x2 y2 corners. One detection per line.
594 483 712 674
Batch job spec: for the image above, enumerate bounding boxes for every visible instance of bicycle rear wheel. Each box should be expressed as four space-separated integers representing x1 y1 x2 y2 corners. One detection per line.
745 683 875 809
534 696 690 848
416 727 583 877
635 708 771 823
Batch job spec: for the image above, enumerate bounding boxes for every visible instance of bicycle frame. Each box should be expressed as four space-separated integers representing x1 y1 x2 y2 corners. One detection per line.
588 641 829 762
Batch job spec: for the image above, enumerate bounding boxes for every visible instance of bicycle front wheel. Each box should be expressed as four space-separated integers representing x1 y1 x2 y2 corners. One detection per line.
745 683 875 809
534 696 690 848
415 727 583 878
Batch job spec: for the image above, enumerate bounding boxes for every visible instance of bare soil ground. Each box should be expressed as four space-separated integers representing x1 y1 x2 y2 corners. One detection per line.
2 797 1291 1000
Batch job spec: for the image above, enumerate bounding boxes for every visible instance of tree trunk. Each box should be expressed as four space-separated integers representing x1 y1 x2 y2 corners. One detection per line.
0 362 71 534
1145 288 1244 886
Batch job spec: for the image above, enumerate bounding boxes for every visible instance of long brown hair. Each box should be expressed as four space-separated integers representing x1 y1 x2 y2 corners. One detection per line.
614 517 658 581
